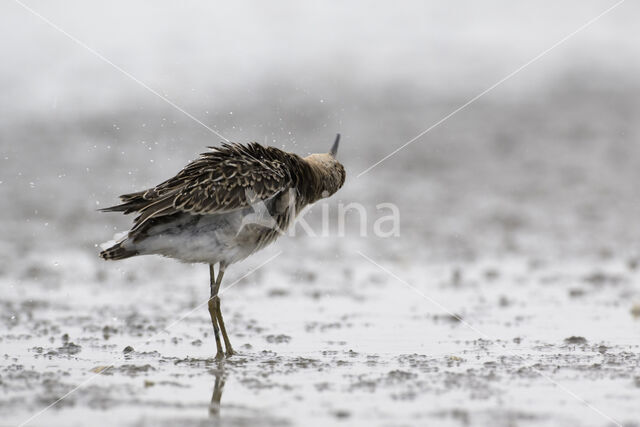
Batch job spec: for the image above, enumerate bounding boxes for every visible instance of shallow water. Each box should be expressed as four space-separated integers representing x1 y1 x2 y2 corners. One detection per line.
3 245 640 427
2 3 640 424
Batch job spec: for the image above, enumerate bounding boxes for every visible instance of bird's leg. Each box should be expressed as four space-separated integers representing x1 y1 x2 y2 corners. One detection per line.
212 263 235 357
208 264 224 360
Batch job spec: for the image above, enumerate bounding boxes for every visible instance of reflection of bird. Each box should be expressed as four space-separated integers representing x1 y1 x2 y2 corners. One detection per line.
99 135 345 358
209 369 225 416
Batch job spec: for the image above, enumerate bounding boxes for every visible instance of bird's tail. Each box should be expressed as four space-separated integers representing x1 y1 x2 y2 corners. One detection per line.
99 242 138 260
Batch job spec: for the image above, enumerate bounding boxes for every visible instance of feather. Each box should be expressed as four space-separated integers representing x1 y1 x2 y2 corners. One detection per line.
101 142 311 239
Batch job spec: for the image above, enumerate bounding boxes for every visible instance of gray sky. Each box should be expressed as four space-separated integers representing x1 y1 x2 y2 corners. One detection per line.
1 1 637 121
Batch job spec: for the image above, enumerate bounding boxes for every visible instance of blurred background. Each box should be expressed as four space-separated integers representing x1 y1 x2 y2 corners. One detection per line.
2 0 639 261
2 2 640 426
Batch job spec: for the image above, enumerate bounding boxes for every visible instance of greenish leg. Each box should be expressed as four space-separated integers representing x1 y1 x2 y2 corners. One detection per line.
213 263 235 357
208 264 224 360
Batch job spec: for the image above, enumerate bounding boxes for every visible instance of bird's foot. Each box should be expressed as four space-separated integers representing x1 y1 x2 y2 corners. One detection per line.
214 351 225 361
225 348 236 358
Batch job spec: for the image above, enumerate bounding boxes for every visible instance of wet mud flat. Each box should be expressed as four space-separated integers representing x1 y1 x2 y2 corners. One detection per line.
1 65 640 426
2 245 640 427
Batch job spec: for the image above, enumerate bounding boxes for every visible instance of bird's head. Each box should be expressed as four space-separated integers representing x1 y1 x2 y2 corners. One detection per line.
304 134 346 199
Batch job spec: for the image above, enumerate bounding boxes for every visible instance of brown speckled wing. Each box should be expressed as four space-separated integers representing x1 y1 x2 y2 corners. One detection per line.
102 143 297 234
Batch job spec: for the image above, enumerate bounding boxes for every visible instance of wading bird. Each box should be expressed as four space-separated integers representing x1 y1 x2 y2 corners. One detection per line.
99 135 345 358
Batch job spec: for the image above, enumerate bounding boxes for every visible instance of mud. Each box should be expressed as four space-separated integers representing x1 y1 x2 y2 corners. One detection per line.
2 247 640 426
2 3 640 424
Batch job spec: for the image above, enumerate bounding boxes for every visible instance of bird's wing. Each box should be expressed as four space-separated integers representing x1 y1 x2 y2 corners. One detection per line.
101 143 297 233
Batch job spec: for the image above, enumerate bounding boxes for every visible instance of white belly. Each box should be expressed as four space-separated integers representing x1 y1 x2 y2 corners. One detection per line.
124 211 261 265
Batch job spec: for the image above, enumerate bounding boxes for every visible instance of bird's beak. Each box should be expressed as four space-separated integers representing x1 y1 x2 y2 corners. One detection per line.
329 134 340 157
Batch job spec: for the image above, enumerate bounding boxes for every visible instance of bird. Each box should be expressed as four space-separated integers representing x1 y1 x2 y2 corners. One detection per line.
99 134 345 359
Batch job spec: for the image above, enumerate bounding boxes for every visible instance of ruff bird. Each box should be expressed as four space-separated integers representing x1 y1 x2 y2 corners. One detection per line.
100 135 345 358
